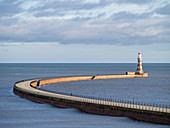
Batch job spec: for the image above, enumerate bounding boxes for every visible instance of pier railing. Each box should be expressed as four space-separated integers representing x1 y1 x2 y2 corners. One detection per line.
37 88 170 113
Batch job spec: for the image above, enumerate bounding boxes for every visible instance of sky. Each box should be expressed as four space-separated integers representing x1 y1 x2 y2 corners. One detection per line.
0 0 170 63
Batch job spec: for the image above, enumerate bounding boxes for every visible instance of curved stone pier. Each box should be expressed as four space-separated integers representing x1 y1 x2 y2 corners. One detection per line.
13 74 170 125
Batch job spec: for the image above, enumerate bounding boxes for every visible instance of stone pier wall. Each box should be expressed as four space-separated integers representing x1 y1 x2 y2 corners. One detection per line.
13 74 170 125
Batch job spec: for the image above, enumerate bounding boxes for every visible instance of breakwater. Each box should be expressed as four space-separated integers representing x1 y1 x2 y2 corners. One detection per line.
13 74 170 125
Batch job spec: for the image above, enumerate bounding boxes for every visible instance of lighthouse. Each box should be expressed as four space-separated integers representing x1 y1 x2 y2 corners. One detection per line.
136 52 144 75
126 52 148 77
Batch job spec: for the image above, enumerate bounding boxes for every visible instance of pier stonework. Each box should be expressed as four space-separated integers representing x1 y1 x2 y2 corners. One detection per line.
13 73 169 125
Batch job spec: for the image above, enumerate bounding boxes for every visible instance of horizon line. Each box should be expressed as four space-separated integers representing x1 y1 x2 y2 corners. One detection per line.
0 62 170 64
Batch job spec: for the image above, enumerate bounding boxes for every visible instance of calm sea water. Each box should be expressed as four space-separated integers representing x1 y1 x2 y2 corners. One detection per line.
0 63 169 128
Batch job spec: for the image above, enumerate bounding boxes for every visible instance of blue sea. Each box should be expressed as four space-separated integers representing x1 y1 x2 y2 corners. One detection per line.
0 63 170 128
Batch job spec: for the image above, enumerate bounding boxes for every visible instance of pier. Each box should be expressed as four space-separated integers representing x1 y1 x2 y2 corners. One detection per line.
13 74 170 125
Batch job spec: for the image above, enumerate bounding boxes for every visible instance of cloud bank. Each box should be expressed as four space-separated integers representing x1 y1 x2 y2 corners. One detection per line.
0 0 170 45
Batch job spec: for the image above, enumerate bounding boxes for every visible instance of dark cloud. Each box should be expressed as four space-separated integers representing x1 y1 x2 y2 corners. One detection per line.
156 4 170 15
111 12 151 21
32 0 111 17
33 0 111 11
34 10 64 17
0 0 22 17
115 0 153 4
0 17 19 26
32 0 154 18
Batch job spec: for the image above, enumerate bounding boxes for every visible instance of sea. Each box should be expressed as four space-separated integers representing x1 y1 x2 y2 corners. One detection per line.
0 63 169 128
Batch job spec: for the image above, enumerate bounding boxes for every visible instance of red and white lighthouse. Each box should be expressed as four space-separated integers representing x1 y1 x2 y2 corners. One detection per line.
136 52 144 74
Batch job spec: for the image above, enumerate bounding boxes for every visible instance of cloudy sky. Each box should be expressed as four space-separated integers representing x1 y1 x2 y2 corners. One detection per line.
0 0 170 63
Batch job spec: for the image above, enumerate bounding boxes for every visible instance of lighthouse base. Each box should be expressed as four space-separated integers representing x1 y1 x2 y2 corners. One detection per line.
126 72 148 77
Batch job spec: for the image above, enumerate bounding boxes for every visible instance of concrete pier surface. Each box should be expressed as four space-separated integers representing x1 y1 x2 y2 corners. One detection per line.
13 74 170 125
